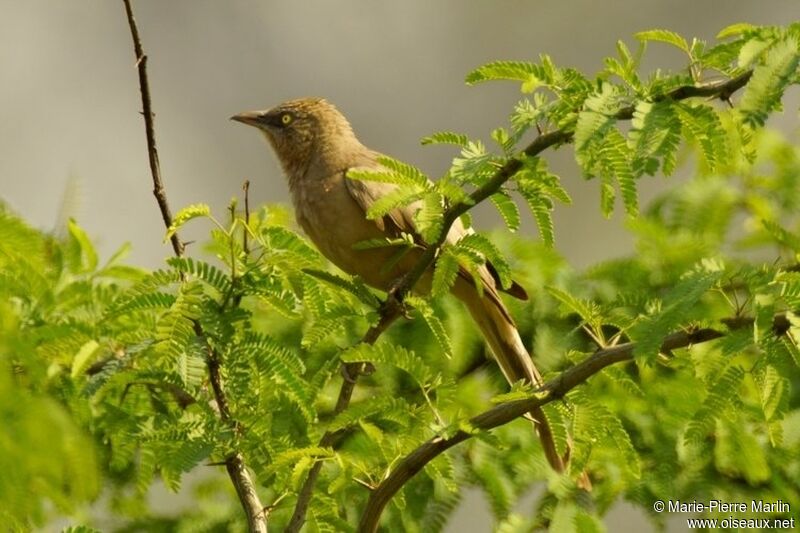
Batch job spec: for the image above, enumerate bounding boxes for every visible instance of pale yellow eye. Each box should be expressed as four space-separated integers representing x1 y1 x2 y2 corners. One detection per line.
281 113 293 125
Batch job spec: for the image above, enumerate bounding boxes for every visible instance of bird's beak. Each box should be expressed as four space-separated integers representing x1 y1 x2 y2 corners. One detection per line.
230 110 265 128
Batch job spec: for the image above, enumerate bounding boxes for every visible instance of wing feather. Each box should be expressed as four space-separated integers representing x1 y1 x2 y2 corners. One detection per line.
343 162 526 308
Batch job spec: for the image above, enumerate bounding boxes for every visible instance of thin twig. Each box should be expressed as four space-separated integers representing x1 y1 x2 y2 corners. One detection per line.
121 2 265 531
358 313 787 532
122 0 183 258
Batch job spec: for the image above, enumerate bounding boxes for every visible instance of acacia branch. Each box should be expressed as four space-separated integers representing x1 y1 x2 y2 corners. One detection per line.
397 70 753 299
357 313 788 532
288 68 756 531
122 2 265 531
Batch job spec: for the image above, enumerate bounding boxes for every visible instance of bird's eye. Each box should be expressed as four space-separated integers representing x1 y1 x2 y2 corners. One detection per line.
281 113 293 125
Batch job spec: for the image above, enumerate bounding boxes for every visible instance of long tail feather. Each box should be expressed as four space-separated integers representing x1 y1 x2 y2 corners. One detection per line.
457 284 566 473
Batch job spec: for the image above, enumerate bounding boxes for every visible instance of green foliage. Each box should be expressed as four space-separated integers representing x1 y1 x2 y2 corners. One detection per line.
635 29 690 53
629 101 681 177
739 37 800 127
3 20 800 533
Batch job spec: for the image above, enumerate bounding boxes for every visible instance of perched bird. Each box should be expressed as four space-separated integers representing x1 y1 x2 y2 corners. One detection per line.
232 97 571 478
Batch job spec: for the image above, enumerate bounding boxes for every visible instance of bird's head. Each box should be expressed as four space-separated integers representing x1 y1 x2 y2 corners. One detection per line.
231 97 356 180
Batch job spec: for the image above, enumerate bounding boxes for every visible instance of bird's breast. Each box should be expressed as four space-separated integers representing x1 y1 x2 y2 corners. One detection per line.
290 172 396 287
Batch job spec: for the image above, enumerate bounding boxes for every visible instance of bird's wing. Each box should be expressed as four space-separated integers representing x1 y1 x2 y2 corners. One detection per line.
344 160 527 301
344 174 419 240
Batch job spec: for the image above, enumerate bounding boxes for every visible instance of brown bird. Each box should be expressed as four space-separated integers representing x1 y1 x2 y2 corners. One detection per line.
232 97 572 478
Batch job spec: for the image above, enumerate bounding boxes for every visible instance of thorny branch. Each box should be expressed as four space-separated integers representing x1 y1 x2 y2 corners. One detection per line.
121 1 266 531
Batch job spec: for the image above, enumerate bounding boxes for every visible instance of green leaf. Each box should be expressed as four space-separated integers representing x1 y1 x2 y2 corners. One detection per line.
302 315 347 349
348 155 430 196
629 100 681 177
266 446 334 477
62 527 103 533
762 220 800 252
514 157 569 243
377 156 430 186
572 390 640 479
107 291 177 317
717 22 757 40
604 129 637 215
431 249 460 297
490 192 521 232
675 102 727 173
635 29 689 53
685 365 745 444
341 342 439 389
67 218 98 272
420 131 469 147
71 340 100 378
713 418 770 484
456 233 511 289
574 84 620 158
406 295 453 359
738 39 771 68
757 364 789 421
167 257 232 295
414 192 445 244
302 268 379 307
365 188 424 221
605 40 643 91
599 175 615 218
465 60 548 91
546 286 598 325
631 268 721 360
491 127 514 153
528 193 555 246
242 333 315 421
327 395 414 433
165 203 210 240
739 38 800 127
352 235 414 251
575 86 636 217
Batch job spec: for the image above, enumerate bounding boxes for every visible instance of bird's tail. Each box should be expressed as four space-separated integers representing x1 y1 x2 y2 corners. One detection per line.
457 284 591 490
459 289 566 472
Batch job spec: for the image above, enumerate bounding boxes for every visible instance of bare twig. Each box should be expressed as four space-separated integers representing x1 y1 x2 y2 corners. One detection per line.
357 312 788 532
121 2 265 531
122 0 183 258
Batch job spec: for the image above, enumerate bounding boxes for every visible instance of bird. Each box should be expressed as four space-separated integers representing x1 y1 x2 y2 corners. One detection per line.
231 97 574 480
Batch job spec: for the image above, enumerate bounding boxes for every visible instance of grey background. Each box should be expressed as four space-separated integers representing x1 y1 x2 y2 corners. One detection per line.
2 1 797 531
